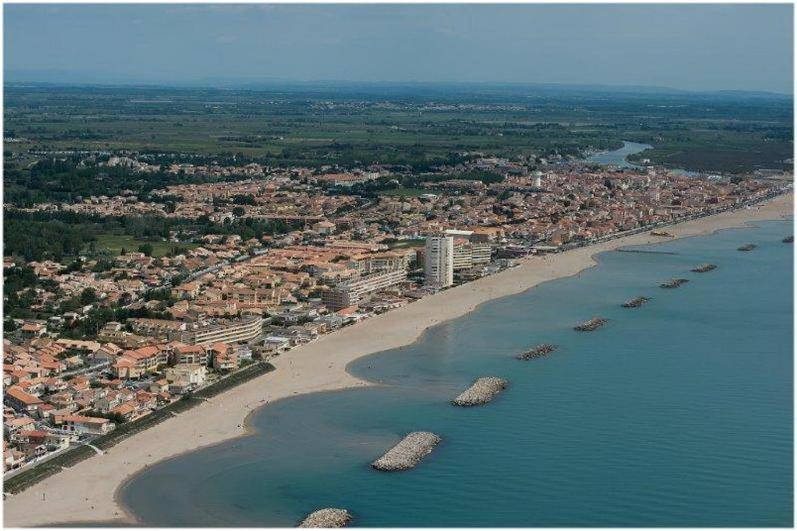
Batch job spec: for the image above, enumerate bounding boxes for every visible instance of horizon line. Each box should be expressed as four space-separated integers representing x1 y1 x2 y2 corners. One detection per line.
4 76 793 98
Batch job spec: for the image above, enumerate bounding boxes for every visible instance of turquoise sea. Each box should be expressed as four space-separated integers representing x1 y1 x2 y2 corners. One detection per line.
121 220 794 527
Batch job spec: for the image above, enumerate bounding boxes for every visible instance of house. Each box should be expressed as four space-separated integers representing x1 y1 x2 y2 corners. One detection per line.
172 282 201 300
55 415 115 436
4 448 25 471
20 323 47 340
210 343 238 371
164 364 207 393
312 220 336 235
113 344 169 378
171 343 209 366
263 336 291 353
108 402 140 423
11 430 68 457
4 416 36 436
4 387 44 415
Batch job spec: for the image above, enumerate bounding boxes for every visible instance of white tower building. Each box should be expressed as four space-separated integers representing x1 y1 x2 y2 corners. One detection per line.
424 236 454 288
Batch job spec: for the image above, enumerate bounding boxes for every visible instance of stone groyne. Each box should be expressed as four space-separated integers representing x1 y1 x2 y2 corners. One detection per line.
574 317 608 331
516 343 558 360
622 296 651 308
660 278 689 289
690 263 717 273
452 377 508 406
372 432 441 471
299 509 352 528
738 243 757 251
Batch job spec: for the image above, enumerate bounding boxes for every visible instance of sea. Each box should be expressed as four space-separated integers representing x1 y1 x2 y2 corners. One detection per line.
121 219 794 527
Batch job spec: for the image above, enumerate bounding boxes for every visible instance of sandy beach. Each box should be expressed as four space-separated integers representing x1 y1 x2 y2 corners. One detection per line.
4 192 792 528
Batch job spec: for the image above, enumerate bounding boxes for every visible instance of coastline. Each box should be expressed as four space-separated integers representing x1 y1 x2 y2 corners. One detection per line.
4 193 793 528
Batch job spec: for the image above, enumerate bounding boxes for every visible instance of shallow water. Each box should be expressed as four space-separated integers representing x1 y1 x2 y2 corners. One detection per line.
584 141 651 168
122 220 794 527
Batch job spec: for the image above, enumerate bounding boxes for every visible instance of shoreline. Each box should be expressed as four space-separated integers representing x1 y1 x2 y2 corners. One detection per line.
4 192 793 528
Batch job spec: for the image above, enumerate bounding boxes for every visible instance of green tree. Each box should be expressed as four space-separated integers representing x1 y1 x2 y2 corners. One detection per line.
80 287 97 305
138 243 154 256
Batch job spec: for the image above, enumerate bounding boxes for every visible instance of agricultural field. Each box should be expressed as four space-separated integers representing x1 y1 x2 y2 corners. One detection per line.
4 83 793 176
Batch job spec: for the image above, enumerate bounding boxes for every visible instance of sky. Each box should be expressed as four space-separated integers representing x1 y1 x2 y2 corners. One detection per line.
3 3 794 93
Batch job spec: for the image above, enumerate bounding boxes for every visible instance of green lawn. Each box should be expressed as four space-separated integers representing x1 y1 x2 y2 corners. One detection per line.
92 234 199 257
379 187 429 198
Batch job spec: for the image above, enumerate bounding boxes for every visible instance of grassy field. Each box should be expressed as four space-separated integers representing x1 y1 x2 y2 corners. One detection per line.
379 187 430 198
92 234 200 257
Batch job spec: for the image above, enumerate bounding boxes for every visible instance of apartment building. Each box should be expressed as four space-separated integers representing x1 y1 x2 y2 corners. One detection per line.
128 318 187 341
113 345 170 379
322 268 408 311
471 242 492 266
424 236 454 288
179 316 264 345
452 238 473 271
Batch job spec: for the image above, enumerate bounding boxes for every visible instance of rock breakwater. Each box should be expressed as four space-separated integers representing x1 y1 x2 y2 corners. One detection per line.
574 317 608 331
372 432 441 471
452 377 508 406
299 509 352 528
691 264 717 273
516 344 558 360
622 296 651 308
660 278 689 289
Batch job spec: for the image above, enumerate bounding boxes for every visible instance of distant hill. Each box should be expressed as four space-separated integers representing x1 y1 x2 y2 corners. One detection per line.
4 70 791 100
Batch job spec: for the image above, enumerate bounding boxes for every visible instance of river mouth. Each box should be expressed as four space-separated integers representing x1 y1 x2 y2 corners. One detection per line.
584 141 702 176
583 140 652 168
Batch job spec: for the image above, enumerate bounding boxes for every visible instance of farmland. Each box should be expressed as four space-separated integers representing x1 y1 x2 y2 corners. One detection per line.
4 83 793 176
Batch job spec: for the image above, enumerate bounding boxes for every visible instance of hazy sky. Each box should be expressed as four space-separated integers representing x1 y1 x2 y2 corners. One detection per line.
4 3 794 93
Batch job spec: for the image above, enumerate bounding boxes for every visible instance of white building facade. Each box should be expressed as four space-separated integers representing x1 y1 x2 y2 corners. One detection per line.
424 236 454 288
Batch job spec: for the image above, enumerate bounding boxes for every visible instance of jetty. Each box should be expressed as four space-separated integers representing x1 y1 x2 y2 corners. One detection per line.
452 377 508 406
783 236 794 243
574 317 608 332
690 263 717 273
660 278 689 289
737 243 757 252
299 509 352 528
372 432 441 471
516 343 557 360
622 296 651 308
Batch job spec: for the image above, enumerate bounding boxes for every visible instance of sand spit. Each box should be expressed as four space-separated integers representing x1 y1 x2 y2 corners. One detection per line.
691 264 717 273
660 278 690 289
299 508 352 528
574 317 608 331
452 377 508 406
622 296 651 308
371 432 441 471
516 343 558 360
